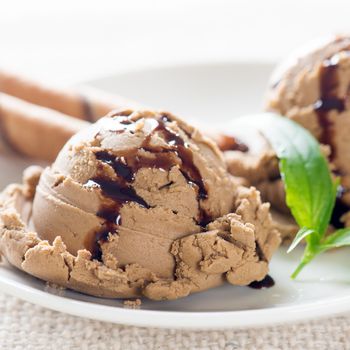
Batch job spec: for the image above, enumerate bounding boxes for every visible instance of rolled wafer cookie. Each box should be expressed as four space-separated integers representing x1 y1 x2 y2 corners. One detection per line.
0 93 89 161
0 70 142 122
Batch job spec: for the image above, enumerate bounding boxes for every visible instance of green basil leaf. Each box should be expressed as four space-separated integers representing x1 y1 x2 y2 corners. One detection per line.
232 113 336 236
287 227 315 253
317 178 340 239
321 228 350 249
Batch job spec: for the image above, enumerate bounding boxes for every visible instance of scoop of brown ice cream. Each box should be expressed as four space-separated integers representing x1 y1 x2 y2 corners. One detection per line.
33 110 236 278
0 110 280 300
266 35 350 228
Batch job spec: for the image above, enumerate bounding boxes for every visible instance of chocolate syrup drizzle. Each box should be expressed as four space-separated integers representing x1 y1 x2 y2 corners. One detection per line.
85 115 209 258
314 54 350 228
216 134 249 153
248 275 275 289
314 54 345 161
330 184 349 228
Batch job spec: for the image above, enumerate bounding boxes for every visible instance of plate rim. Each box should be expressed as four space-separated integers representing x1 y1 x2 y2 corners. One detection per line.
0 268 349 329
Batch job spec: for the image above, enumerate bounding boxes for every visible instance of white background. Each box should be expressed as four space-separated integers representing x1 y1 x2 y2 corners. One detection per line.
1 0 350 85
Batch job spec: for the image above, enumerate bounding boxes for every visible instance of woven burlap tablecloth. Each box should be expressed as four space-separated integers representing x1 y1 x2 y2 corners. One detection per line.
0 292 349 350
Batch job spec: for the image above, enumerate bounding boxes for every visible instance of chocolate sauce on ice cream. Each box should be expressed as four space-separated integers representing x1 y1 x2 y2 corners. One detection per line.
84 177 150 259
86 115 211 257
314 54 345 160
95 116 208 200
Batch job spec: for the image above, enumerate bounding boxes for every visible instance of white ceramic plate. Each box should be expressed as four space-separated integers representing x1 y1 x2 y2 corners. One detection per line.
1 62 350 329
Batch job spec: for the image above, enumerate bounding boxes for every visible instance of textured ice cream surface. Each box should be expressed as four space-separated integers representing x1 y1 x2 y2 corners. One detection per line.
33 110 236 277
0 110 281 300
210 128 298 241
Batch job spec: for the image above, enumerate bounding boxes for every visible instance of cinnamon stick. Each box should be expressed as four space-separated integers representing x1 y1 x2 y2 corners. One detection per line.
0 93 89 161
0 70 142 122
